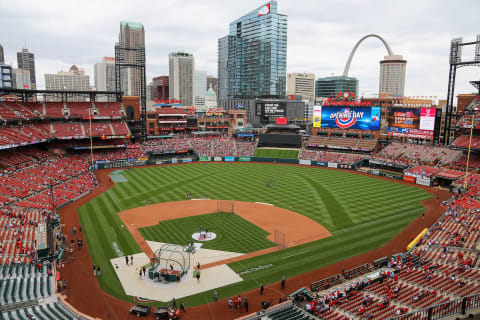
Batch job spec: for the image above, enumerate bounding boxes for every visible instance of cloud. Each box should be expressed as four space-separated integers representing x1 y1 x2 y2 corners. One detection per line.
1 0 478 98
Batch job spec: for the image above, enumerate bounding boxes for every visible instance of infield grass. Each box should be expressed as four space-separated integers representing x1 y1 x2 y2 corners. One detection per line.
78 163 432 306
254 148 299 159
139 212 276 253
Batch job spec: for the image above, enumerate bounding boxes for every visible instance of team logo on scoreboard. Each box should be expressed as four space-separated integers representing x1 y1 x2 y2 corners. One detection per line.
331 108 364 128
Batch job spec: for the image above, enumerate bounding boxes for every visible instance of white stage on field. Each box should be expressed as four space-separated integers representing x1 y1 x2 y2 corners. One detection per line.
110 241 244 301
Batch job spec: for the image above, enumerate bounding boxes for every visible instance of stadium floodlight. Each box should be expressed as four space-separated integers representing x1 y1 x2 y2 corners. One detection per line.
450 37 463 65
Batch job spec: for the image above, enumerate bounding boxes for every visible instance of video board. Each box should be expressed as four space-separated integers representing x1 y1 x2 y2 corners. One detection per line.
316 106 381 130
387 107 436 140
255 102 286 117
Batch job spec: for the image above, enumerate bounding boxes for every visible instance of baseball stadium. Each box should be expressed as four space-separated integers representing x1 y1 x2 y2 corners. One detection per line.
0 81 480 320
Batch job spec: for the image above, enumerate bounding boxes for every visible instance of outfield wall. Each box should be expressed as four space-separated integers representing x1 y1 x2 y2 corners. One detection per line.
93 156 352 169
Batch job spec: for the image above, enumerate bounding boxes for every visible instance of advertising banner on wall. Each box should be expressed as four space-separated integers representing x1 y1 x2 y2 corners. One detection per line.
403 175 415 183
313 105 322 128
299 159 312 165
319 106 381 130
214 157 222 162
416 176 431 186
239 157 251 162
328 162 338 168
387 128 434 140
224 156 235 162
199 156 211 161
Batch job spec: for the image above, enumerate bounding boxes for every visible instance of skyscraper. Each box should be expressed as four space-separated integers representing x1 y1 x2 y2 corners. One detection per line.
94 57 116 101
152 76 169 101
169 52 194 106
315 76 359 99
194 70 207 108
17 48 36 89
379 55 407 97
0 65 12 88
12 68 31 89
218 1 287 100
0 43 4 64
287 73 315 103
45 68 90 91
118 21 145 97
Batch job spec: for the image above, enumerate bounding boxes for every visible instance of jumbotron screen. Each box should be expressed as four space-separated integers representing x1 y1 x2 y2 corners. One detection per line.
314 106 381 130
387 107 436 139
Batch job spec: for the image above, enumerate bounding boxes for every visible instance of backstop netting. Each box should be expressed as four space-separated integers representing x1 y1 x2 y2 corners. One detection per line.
217 201 235 214
274 229 286 249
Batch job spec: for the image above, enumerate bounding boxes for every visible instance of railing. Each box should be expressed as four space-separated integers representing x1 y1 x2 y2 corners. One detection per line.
311 274 341 291
234 300 294 320
390 293 480 320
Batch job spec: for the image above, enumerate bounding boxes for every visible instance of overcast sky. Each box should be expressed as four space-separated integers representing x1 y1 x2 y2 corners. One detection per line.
1 0 479 100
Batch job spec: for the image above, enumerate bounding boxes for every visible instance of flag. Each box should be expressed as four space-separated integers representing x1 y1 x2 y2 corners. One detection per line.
258 3 270 16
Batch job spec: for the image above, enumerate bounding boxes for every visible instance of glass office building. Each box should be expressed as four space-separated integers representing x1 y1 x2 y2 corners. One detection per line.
218 1 287 100
315 76 359 98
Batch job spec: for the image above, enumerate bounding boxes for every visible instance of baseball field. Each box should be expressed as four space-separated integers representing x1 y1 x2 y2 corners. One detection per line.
78 162 432 307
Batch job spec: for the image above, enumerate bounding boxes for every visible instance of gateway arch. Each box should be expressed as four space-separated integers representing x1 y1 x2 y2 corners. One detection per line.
343 34 394 77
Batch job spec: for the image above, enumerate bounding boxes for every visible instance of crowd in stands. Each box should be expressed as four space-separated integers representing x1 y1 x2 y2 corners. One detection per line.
376 142 463 166
454 154 480 169
0 101 125 120
452 135 480 149
456 114 480 129
299 149 370 165
404 165 444 178
143 134 257 157
306 136 378 152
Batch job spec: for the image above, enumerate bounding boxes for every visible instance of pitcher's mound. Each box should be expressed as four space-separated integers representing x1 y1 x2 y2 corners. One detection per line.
192 232 217 241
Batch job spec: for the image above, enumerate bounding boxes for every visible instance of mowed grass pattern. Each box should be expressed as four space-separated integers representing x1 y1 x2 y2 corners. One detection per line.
254 148 299 159
139 212 276 253
78 163 432 306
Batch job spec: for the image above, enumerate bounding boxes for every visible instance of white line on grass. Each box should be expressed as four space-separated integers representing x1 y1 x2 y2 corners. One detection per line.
106 190 123 211
332 207 424 235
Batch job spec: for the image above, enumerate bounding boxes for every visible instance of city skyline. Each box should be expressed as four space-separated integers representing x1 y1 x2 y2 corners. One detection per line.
1 0 479 100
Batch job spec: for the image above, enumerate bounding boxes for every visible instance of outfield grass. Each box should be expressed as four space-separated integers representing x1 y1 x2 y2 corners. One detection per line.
254 148 299 159
78 163 432 306
139 212 276 253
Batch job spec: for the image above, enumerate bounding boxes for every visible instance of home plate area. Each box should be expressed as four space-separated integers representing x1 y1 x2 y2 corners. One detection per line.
110 241 244 301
